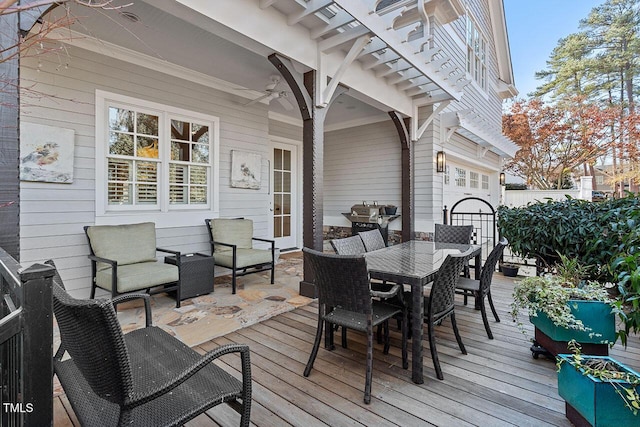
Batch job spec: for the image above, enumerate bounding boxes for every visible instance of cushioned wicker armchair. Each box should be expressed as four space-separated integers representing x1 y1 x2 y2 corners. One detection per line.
302 247 407 404
84 222 182 307
205 218 275 294
52 281 252 426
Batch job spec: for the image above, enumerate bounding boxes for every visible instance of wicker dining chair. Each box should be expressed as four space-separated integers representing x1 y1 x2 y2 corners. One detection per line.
329 235 366 255
434 224 474 277
52 281 252 426
434 224 474 244
358 229 386 251
302 247 408 404
456 238 508 339
424 247 474 380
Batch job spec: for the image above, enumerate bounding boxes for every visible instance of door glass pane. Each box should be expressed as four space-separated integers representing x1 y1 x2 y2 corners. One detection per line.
274 194 283 215
283 171 291 192
283 216 290 237
274 171 283 192
274 217 282 238
274 148 282 170
282 194 291 215
283 150 291 170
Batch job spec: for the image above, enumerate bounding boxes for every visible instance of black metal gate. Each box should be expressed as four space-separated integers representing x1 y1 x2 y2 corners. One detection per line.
443 197 497 262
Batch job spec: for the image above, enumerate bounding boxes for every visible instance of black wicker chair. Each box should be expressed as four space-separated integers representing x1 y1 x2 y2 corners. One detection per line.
329 235 366 255
434 223 473 277
456 238 508 339
434 224 473 244
424 247 474 380
52 281 252 426
358 229 386 251
302 247 407 404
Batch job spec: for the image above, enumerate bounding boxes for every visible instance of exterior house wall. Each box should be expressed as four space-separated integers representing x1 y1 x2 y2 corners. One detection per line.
412 0 506 233
15 0 513 296
323 120 402 231
20 46 273 296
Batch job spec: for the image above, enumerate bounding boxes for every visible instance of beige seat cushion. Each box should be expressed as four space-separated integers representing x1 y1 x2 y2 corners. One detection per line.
95 261 179 293
209 219 253 252
87 222 157 271
214 248 272 269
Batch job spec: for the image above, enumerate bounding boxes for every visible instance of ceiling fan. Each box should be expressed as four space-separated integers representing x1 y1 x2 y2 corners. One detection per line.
242 75 294 111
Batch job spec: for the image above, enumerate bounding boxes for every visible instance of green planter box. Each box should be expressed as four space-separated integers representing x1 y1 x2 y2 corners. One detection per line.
530 300 615 344
557 354 640 426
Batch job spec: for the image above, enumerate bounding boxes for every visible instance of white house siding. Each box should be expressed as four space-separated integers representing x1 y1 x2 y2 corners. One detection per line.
409 0 505 234
268 118 302 142
20 45 273 296
323 120 402 231
413 106 443 233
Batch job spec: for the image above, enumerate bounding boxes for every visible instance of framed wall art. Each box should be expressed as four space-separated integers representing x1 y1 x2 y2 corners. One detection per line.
20 122 75 183
231 150 261 189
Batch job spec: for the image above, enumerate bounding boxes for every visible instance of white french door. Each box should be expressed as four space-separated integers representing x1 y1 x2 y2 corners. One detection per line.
270 141 298 250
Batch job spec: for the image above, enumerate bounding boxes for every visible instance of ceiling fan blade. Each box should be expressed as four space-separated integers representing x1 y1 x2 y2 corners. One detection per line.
244 93 271 106
276 96 294 111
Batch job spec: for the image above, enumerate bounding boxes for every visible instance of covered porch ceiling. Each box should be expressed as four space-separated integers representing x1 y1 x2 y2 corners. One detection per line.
41 0 469 130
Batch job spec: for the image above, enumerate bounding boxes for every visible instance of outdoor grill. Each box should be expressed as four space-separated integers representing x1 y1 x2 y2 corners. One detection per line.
342 202 400 245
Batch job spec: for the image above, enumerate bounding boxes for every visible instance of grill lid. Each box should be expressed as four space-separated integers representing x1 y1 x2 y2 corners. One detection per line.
348 202 380 222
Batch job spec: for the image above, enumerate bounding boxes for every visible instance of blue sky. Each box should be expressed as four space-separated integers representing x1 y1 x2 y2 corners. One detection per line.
503 0 603 98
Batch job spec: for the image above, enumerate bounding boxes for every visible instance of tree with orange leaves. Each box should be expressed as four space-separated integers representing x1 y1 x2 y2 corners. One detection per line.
503 97 613 189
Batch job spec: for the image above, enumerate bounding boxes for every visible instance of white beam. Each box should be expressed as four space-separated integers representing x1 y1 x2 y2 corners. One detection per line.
357 37 386 58
260 0 279 9
363 50 400 70
319 25 371 53
311 10 356 38
318 35 371 107
376 59 412 77
287 0 333 25
387 68 421 85
411 100 451 141
334 0 461 100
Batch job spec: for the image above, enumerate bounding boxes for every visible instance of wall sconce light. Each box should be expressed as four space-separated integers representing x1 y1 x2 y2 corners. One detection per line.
499 172 506 186
436 151 446 173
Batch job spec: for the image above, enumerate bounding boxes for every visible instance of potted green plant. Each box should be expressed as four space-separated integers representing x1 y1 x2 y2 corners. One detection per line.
511 255 615 357
557 340 640 426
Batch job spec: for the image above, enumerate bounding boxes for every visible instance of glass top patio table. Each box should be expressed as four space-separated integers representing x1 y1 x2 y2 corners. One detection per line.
364 240 482 384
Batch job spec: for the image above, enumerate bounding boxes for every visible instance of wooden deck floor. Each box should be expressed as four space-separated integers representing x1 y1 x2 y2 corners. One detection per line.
54 273 640 427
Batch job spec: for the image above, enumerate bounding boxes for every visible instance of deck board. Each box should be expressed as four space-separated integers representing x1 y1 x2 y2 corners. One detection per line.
54 272 640 426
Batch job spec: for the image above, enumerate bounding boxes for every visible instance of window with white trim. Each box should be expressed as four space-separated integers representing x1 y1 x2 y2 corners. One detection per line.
444 165 450 185
466 15 486 90
455 168 466 187
97 91 219 217
470 171 479 188
481 174 489 190
596 175 604 185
